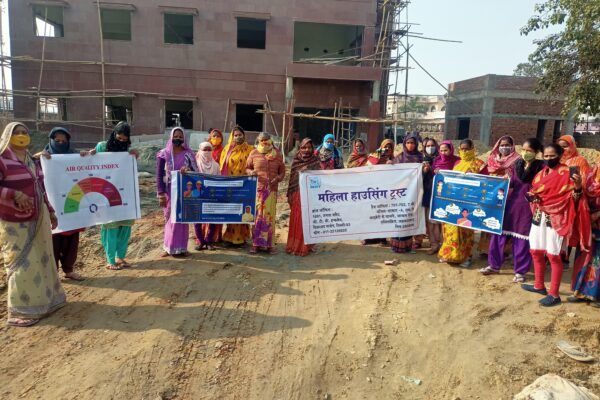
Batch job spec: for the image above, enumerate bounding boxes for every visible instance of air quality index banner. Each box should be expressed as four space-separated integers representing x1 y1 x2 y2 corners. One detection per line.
171 171 258 224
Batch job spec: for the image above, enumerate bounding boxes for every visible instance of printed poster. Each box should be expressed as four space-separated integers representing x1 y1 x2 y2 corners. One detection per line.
429 170 510 234
171 171 258 224
41 153 141 233
299 164 425 244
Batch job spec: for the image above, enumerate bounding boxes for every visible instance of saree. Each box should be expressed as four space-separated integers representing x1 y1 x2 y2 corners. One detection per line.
347 139 369 168
438 148 485 263
1 157 66 319
286 138 321 256
220 130 254 244
573 166 600 300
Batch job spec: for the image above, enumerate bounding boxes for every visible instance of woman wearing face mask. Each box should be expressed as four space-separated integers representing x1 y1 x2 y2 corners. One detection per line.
208 129 224 164
569 162 600 307
480 138 544 283
557 135 591 268
246 133 285 254
193 141 221 251
438 139 485 267
286 138 321 256
0 122 66 327
421 138 444 254
157 127 198 257
367 139 395 166
347 139 369 168
219 126 254 246
95 121 138 270
39 127 93 281
522 143 591 307
315 133 344 170
390 133 423 253
477 136 521 256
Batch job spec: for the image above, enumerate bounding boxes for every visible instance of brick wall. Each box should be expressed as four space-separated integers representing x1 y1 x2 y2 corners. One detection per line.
445 98 483 116
493 75 537 91
447 76 487 94
493 98 563 116
574 132 600 149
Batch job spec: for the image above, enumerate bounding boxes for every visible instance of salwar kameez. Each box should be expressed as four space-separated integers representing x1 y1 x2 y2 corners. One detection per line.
252 187 277 248
572 230 600 301
100 223 132 265
52 231 81 274
286 191 314 256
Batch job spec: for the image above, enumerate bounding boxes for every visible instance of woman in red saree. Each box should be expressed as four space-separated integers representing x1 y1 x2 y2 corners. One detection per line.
522 143 591 307
286 138 321 256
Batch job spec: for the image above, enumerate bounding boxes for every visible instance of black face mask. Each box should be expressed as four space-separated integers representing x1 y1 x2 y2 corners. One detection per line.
545 157 560 168
106 136 130 152
172 139 184 147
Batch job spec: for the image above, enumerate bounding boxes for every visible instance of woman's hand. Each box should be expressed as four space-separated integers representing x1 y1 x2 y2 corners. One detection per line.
14 191 34 212
180 167 190 174
41 150 52 160
158 194 167 208
434 168 440 174
49 212 58 230
572 173 582 190
89 149 97 156
423 162 431 173
248 170 258 176
129 149 139 159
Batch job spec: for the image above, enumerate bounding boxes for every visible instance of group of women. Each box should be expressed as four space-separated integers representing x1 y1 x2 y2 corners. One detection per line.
2 121 599 328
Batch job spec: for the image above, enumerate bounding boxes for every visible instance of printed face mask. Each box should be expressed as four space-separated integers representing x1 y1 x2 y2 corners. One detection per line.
210 137 222 146
10 134 30 148
498 146 512 156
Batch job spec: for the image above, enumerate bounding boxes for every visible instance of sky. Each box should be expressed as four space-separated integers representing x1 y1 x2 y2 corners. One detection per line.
391 0 557 95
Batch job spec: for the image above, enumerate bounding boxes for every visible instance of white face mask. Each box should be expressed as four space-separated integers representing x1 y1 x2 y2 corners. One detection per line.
425 146 436 155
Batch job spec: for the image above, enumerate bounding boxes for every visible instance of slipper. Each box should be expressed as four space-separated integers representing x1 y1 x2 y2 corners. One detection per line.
64 272 85 281
521 284 547 296
249 247 258 254
512 274 525 283
160 252 170 258
7 318 40 327
267 248 278 255
539 295 562 307
557 340 595 362
479 266 500 275
427 247 440 255
117 259 132 267
106 264 123 271
566 295 589 303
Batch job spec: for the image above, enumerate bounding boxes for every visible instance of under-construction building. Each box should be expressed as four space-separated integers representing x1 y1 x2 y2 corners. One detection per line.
7 0 407 149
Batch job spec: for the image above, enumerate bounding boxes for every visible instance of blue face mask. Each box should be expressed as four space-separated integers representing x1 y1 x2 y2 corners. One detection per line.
50 139 70 154
323 142 334 150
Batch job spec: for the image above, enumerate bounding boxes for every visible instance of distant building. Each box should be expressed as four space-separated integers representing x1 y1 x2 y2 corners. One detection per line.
445 74 572 145
9 0 386 146
386 95 445 133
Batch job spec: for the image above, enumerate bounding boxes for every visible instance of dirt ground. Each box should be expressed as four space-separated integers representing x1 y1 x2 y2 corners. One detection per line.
1 177 600 400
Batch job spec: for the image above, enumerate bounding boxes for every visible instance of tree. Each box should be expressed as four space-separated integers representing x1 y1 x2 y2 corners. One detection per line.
521 0 600 117
513 61 544 78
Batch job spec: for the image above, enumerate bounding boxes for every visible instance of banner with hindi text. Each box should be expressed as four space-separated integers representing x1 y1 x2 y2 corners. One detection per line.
299 164 425 244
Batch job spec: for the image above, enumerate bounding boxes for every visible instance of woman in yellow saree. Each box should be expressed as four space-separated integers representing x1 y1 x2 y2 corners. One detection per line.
438 139 485 267
219 126 254 245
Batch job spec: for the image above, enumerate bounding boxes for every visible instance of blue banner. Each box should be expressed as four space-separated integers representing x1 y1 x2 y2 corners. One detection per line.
171 172 258 224
429 171 510 235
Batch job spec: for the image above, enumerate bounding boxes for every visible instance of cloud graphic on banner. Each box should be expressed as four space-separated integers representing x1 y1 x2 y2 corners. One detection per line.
445 203 460 215
483 217 501 230
434 208 448 218
473 208 486 218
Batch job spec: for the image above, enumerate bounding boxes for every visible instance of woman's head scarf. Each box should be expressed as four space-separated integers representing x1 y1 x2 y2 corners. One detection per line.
45 126 73 154
487 135 520 176
106 121 131 152
0 122 29 154
432 140 460 171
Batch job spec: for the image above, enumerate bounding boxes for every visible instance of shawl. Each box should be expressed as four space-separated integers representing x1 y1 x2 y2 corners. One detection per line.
515 158 545 183
0 122 28 154
347 138 369 168
288 138 321 196
559 135 591 178
315 133 342 164
487 135 520 177
219 129 254 176
209 129 224 163
432 140 460 171
454 148 484 173
196 142 220 175
105 122 131 152
368 139 394 165
395 133 423 164
422 138 439 164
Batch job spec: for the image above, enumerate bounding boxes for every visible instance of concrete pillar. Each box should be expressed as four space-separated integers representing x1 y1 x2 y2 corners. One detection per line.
479 75 494 145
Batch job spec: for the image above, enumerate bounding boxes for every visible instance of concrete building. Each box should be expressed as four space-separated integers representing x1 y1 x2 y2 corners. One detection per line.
9 0 385 146
386 94 445 133
445 74 572 146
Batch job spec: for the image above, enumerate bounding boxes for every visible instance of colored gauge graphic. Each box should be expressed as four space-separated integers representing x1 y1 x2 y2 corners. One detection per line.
63 177 123 214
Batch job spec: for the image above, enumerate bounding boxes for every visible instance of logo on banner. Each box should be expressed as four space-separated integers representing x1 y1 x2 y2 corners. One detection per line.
309 176 321 189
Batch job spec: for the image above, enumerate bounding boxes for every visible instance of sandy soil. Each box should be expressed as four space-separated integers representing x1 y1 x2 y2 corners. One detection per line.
1 178 600 400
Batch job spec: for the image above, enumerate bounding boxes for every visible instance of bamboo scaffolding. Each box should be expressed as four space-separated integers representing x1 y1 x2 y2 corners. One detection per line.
257 109 408 124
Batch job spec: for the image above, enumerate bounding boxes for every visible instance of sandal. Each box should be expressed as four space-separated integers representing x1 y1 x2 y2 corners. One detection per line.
116 259 131 268
479 266 500 275
249 246 258 254
7 317 40 327
64 271 85 281
512 274 525 283
557 340 595 362
106 264 123 271
566 295 589 303
427 246 440 255
267 247 278 255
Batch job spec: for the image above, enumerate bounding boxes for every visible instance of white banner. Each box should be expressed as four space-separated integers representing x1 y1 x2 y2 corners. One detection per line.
41 153 141 233
299 164 425 244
